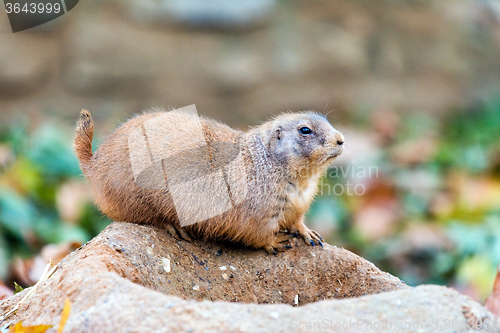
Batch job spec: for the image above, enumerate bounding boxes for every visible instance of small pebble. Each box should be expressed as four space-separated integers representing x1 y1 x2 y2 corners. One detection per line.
219 266 227 271
163 258 171 273
193 285 200 291
222 273 228 280
230 266 236 271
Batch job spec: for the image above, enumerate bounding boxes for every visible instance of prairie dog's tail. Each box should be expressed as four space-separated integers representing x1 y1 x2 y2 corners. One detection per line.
75 109 94 174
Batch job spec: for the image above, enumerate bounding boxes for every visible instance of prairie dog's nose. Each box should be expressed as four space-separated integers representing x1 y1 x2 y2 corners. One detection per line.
335 131 345 146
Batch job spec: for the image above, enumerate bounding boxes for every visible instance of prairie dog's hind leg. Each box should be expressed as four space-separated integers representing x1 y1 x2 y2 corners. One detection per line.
253 214 293 255
262 232 294 255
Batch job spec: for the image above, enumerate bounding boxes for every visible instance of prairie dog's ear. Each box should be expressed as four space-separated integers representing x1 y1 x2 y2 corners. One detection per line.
274 127 282 140
269 126 282 151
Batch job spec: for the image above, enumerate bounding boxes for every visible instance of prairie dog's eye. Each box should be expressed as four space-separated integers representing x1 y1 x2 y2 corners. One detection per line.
299 126 312 135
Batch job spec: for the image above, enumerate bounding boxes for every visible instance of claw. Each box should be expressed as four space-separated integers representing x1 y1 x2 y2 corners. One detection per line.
318 240 323 247
291 232 299 237
175 225 192 242
309 240 315 247
264 245 275 254
284 245 292 249
275 233 294 243
165 224 192 242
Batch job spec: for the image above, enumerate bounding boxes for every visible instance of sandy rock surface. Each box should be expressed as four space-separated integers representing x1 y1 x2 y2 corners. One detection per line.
0 222 496 332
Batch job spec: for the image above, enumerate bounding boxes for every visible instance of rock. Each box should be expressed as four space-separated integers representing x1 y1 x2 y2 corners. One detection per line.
36 222 408 304
0 274 495 332
0 222 497 332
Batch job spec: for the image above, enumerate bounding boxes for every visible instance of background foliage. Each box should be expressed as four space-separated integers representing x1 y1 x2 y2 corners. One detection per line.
0 0 500 304
0 97 499 302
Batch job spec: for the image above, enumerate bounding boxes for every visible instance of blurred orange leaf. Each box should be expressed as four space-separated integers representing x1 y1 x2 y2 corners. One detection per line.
57 298 71 333
8 322 51 333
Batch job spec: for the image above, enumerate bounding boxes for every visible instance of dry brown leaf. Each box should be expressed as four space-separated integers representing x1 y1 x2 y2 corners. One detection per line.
390 137 437 165
0 280 14 300
12 242 81 286
8 321 51 333
0 144 14 170
353 203 399 241
371 105 400 144
401 223 453 252
11 257 33 287
57 298 71 333
56 180 93 223
29 242 81 284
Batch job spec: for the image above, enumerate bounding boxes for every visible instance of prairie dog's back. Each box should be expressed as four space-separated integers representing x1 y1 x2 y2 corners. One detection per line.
75 110 242 224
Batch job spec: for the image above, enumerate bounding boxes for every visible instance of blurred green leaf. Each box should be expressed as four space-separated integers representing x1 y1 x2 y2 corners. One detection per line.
447 221 489 255
53 224 90 244
432 252 456 276
32 217 60 244
78 203 111 236
0 120 28 154
437 99 500 173
14 282 24 294
28 124 80 179
7 157 42 194
397 112 437 141
0 187 35 238
0 234 9 279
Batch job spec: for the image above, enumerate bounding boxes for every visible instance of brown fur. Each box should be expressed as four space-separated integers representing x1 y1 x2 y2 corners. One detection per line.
74 109 344 253
75 110 94 174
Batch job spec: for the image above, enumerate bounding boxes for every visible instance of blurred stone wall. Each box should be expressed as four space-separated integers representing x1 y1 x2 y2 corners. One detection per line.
0 0 499 128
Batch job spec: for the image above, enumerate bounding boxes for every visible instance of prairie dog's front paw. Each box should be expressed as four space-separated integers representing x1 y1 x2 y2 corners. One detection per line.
290 226 323 247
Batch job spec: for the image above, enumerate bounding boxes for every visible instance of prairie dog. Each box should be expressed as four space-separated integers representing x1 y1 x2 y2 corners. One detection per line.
74 108 344 254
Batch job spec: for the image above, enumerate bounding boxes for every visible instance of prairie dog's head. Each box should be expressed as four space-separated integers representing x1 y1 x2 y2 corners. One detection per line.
260 112 344 177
